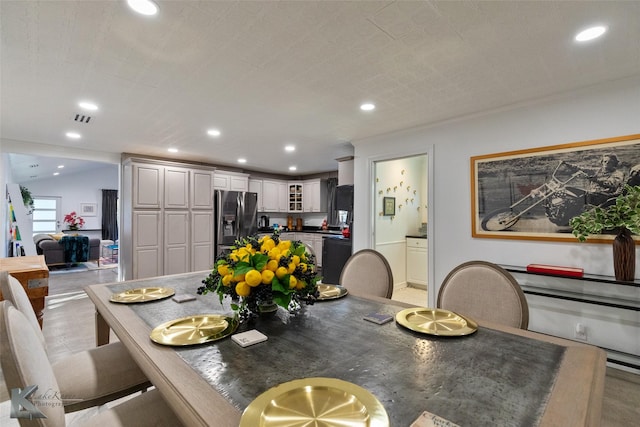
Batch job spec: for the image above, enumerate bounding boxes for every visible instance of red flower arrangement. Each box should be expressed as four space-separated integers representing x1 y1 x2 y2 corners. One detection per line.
63 211 85 230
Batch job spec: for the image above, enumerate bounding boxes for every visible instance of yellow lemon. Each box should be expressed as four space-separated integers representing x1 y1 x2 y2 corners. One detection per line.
268 247 281 258
288 275 297 289
234 272 245 282
292 255 300 265
245 269 262 287
278 240 291 251
261 269 275 285
299 263 308 273
287 262 296 274
275 266 288 279
217 264 229 276
237 248 251 261
261 238 275 251
235 282 250 297
266 260 278 272
221 274 233 286
296 280 306 290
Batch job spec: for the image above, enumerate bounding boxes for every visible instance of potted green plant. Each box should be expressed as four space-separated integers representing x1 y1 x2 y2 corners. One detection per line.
20 185 35 214
569 185 640 281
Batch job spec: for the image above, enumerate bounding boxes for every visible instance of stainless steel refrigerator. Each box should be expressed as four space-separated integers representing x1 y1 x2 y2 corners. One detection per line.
214 190 258 256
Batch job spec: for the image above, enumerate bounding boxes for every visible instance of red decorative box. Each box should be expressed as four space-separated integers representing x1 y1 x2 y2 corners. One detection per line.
526 264 584 278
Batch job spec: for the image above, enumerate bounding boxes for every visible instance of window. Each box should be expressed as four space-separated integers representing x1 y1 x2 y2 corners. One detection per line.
32 197 61 235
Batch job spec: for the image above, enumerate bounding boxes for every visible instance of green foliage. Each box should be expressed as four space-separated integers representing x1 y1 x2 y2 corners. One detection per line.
569 185 640 242
20 185 34 212
197 233 320 321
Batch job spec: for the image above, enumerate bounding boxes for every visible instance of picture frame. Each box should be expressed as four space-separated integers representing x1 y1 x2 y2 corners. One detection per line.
471 133 640 243
383 197 396 216
80 203 97 217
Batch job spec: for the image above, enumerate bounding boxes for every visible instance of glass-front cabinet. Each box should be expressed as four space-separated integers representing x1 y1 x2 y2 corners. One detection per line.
288 183 303 213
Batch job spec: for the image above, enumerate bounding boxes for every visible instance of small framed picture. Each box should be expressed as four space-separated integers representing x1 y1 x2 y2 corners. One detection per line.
80 203 97 216
383 197 395 216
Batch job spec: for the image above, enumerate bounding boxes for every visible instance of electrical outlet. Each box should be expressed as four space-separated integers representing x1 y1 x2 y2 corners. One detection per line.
574 323 588 341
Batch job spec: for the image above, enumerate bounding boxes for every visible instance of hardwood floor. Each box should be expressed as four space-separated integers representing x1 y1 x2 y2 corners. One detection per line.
1 275 639 425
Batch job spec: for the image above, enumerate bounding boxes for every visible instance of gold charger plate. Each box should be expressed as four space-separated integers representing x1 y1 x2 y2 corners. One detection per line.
150 314 238 346
316 284 349 300
395 307 478 337
240 377 389 427
110 287 175 303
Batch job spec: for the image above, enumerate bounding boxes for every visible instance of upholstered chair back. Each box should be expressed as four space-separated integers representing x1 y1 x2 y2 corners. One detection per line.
339 249 394 299
437 261 529 329
0 271 47 350
0 301 66 426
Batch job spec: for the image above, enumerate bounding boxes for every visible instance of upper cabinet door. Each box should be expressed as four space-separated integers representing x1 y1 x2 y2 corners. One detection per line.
261 180 280 212
191 170 214 209
133 164 163 209
164 167 190 209
230 176 249 191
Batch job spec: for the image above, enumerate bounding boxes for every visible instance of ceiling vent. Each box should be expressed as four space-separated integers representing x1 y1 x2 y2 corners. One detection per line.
74 113 92 123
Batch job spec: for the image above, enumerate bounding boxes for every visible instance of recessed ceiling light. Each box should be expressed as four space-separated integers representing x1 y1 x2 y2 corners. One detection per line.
360 103 375 111
285 145 295 152
127 0 158 16
57 165 64 169
207 129 221 137
168 148 178 153
575 26 607 42
66 132 81 139
78 101 98 111
289 166 297 171
238 158 247 164
53 172 60 176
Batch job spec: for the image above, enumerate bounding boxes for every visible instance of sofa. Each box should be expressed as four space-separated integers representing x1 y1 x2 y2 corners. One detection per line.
33 234 101 266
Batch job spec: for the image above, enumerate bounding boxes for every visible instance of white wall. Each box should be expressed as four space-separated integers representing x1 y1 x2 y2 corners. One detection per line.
353 75 640 364
354 75 640 291
373 155 426 287
23 165 118 231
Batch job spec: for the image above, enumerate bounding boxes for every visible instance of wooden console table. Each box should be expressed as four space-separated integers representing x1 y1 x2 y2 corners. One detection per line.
0 255 49 327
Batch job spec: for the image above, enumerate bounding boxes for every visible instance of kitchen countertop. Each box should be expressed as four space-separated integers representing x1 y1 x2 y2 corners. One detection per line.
406 234 427 239
258 227 343 235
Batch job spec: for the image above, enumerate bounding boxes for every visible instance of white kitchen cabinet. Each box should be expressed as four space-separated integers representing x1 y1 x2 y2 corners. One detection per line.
288 182 303 213
192 211 214 271
406 237 427 287
164 167 189 209
262 180 280 212
132 210 163 279
249 179 263 211
295 233 323 267
122 158 216 280
191 170 214 209
213 171 249 191
133 164 163 209
278 182 289 212
164 211 190 275
303 179 327 212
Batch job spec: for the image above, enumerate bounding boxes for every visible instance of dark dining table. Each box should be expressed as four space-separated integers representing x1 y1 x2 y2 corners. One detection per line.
85 271 605 427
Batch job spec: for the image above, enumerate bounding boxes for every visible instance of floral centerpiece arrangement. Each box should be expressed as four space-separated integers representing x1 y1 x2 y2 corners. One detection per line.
198 233 320 319
63 211 85 230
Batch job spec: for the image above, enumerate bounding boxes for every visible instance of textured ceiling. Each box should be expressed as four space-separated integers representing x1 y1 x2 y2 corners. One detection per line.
2 0 640 182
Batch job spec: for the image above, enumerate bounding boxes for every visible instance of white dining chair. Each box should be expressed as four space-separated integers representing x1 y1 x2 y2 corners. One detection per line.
0 271 151 413
339 249 394 299
0 300 184 427
437 260 529 329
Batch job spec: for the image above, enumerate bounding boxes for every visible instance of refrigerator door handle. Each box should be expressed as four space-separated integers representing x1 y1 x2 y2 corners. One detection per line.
236 192 244 241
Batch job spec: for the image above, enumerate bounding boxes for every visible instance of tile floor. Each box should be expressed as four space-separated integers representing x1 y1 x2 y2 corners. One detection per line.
1 272 640 426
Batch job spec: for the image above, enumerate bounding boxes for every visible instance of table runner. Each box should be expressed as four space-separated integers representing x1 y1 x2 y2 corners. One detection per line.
108 274 564 426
